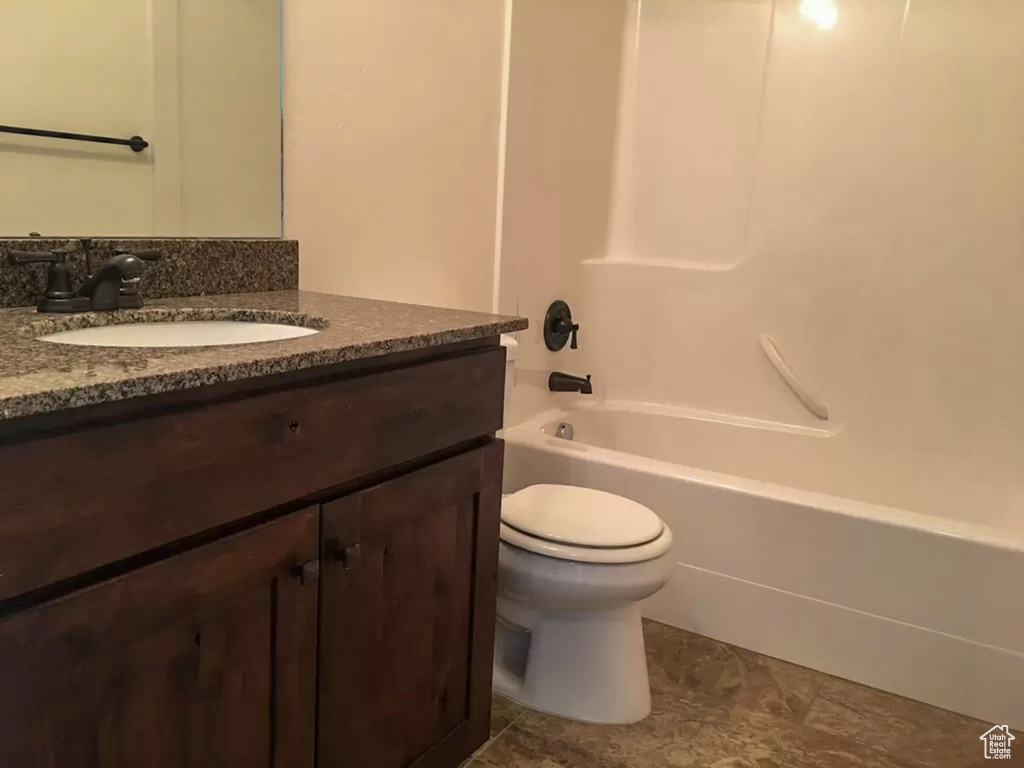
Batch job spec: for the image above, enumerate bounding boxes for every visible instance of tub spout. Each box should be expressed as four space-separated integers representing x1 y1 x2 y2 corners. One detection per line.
549 371 593 394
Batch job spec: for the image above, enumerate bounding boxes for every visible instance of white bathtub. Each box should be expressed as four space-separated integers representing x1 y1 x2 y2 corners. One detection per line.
503 401 1024 727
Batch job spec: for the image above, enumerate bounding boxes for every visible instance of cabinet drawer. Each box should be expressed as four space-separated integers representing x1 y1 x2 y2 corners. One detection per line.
0 347 505 601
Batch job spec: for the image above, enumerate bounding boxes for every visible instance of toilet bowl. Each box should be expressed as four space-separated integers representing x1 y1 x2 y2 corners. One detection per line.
493 483 673 725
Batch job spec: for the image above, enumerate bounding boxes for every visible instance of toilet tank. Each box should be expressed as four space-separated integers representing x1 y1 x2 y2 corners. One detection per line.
499 334 519 436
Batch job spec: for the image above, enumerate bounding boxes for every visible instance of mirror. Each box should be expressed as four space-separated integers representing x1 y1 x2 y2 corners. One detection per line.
1 1 282 238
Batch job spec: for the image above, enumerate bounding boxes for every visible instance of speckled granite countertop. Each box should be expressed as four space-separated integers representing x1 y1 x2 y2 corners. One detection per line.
0 290 527 421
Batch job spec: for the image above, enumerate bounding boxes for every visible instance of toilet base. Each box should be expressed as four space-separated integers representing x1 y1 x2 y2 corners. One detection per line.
493 597 652 725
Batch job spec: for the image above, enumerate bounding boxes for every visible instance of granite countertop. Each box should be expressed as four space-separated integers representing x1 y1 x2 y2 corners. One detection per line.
0 290 527 421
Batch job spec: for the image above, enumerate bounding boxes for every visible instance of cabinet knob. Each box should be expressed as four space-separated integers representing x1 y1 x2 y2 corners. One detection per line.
326 540 361 570
290 559 320 585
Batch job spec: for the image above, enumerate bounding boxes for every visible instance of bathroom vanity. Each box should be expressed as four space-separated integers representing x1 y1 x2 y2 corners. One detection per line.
0 273 526 768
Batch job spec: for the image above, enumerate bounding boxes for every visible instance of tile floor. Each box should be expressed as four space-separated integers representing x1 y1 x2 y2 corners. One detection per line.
467 620 997 768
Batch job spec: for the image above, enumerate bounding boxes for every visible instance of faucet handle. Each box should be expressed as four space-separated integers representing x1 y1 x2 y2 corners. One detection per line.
554 317 580 349
544 300 581 351
6 249 66 266
6 249 87 309
113 246 161 261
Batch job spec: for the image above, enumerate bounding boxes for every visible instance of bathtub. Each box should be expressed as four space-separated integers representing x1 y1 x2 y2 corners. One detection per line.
503 400 1024 728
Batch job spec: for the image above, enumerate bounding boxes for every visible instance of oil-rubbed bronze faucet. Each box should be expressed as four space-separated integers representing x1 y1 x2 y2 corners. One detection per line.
78 248 161 310
548 371 593 394
5 242 160 313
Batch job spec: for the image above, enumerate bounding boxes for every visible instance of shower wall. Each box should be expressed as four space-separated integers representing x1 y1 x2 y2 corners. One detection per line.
501 0 1024 519
498 0 624 424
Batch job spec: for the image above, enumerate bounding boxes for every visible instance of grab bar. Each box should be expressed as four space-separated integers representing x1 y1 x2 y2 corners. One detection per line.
759 334 829 421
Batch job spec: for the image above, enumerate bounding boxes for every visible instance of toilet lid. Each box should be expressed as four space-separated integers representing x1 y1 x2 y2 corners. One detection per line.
501 484 664 548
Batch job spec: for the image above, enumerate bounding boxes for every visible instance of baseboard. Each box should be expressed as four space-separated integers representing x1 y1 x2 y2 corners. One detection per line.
643 563 1024 730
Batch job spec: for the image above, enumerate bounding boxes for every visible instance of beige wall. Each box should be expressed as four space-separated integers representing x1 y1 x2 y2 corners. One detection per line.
498 0 626 424
284 0 505 312
0 0 282 237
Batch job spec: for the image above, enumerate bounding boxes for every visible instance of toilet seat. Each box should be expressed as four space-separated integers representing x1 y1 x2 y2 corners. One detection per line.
499 523 672 564
500 485 673 564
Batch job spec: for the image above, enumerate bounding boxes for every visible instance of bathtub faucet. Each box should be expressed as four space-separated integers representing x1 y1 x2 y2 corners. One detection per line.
549 371 593 395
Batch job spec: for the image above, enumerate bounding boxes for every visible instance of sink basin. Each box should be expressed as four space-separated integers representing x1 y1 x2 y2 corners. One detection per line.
39 320 320 348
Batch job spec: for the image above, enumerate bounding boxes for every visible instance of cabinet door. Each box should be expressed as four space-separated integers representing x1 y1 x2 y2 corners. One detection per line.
0 508 319 768
319 442 503 768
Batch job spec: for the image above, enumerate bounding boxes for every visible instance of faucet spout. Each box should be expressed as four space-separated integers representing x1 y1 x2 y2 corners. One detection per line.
78 253 145 311
548 371 593 395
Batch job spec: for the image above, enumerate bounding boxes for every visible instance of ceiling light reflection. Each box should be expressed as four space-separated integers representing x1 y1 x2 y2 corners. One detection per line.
799 0 839 30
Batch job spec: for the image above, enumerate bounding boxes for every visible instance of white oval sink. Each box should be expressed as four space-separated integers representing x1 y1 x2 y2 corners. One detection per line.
39 320 320 348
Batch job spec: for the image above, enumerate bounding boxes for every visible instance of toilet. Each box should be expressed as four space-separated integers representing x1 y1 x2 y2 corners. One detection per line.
495 337 673 725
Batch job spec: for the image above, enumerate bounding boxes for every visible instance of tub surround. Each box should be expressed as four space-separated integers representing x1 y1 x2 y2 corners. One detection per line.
0 290 526 420
0 238 298 310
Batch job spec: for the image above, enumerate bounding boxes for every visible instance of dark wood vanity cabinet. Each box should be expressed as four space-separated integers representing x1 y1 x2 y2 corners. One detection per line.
319 444 501 768
0 342 505 768
0 508 320 768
